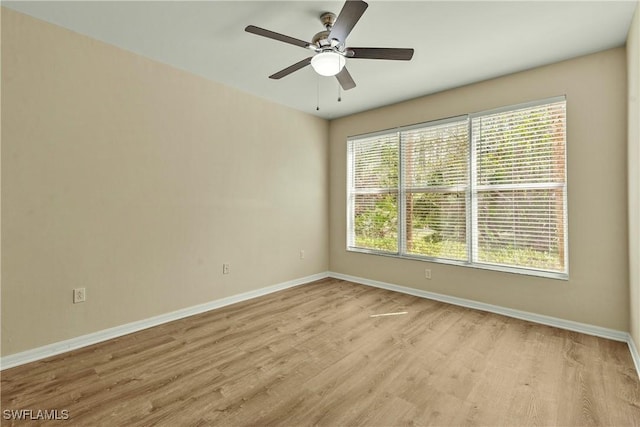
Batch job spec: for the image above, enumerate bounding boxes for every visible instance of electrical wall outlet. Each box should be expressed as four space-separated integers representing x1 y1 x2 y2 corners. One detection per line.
425 269 432 280
222 263 230 275
73 288 86 304
300 250 305 259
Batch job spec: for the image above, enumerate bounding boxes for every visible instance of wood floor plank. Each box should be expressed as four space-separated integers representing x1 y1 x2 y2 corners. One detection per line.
2 278 639 426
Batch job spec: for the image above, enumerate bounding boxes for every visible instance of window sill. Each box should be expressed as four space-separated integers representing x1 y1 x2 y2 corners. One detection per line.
346 247 569 281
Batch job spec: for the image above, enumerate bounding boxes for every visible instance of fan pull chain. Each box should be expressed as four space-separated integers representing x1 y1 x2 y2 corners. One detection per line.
336 56 342 102
316 74 320 111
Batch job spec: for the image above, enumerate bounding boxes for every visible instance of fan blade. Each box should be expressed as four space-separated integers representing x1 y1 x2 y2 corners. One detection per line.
336 67 356 90
245 25 311 49
329 0 368 44
269 57 313 79
348 47 414 61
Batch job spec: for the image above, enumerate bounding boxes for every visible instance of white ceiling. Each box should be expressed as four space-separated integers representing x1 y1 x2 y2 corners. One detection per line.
3 1 638 119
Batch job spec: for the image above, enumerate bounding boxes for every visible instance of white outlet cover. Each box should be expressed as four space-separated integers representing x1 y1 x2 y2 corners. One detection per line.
73 288 86 303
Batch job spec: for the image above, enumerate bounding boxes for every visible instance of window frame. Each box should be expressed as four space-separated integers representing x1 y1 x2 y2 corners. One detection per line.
346 96 568 280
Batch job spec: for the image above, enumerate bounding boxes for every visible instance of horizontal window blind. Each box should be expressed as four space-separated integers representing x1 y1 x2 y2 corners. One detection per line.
472 100 566 273
346 97 567 279
402 119 469 261
348 133 399 253
475 189 565 271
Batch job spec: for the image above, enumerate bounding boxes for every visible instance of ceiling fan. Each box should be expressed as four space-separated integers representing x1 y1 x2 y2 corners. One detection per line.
245 0 414 91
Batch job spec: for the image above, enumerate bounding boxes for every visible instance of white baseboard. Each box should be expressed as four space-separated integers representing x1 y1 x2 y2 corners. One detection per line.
629 337 640 380
329 272 628 341
0 272 330 371
328 272 640 379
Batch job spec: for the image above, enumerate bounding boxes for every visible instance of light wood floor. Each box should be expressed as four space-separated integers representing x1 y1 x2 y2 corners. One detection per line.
1 278 639 426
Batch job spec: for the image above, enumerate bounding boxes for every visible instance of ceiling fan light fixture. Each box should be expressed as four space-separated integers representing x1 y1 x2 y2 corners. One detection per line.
311 52 346 76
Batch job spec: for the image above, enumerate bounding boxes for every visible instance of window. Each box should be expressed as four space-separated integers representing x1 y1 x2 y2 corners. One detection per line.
347 97 567 278
348 132 399 253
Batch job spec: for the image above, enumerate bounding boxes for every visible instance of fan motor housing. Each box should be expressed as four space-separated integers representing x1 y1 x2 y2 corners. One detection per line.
312 30 331 47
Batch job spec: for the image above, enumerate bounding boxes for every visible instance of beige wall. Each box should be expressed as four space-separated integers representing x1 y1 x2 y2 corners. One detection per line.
628 3 640 348
1 8 329 356
330 48 629 331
